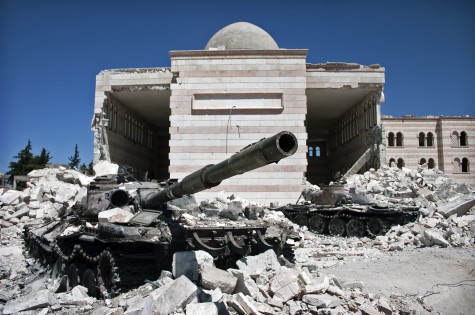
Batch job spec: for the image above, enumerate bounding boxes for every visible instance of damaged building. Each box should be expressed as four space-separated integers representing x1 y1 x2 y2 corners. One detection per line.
91 21 385 204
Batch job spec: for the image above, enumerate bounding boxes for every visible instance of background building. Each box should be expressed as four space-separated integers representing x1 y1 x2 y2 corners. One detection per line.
382 115 474 188
91 22 385 204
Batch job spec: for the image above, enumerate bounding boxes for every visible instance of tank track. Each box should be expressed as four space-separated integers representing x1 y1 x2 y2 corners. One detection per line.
279 204 419 237
25 228 159 298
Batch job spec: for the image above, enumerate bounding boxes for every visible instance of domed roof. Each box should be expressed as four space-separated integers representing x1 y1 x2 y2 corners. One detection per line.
205 22 279 50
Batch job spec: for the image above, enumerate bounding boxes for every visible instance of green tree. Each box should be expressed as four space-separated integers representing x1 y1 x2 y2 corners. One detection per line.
87 160 94 175
29 148 52 170
7 140 33 176
79 163 87 174
68 144 81 169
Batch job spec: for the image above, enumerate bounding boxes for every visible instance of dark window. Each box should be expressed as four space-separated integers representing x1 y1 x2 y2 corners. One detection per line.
315 146 321 157
396 132 404 147
419 158 427 165
427 132 434 147
418 132 425 147
308 146 313 157
462 158 469 173
388 132 395 147
428 158 435 169
389 158 396 167
460 131 468 146
397 158 405 169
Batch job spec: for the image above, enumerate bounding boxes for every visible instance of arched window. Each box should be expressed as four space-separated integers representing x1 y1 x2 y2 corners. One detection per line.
388 132 395 147
397 158 405 169
315 146 321 157
364 103 368 130
428 158 435 169
419 158 427 165
461 158 469 173
396 132 404 147
460 131 468 146
308 146 314 157
453 157 461 173
427 132 434 147
355 112 359 136
451 131 459 146
418 132 425 147
389 158 396 167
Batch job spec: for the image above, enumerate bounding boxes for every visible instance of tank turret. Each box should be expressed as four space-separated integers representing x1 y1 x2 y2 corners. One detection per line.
24 131 298 298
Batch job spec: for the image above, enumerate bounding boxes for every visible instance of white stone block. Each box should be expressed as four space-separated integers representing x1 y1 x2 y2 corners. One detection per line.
98 208 134 224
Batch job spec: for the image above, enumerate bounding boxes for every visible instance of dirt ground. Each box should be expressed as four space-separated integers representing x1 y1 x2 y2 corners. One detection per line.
325 247 475 315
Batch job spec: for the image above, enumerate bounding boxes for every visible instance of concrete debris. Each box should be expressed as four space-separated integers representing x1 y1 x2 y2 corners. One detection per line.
98 207 134 223
200 265 238 294
93 160 119 177
172 250 214 282
1 165 474 315
236 249 281 278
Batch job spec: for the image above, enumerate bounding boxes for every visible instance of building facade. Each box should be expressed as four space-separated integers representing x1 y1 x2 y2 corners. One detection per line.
92 22 385 204
382 115 475 188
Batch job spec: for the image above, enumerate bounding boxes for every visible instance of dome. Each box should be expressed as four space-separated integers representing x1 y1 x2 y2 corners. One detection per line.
205 22 279 50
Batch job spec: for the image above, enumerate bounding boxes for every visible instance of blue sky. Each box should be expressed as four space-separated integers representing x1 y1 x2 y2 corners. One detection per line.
1 0 474 173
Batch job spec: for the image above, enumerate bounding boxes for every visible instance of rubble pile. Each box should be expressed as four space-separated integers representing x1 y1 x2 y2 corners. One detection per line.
0 163 474 314
299 164 475 251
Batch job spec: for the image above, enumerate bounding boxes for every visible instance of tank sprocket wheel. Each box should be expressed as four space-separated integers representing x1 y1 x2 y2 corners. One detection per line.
346 219 366 238
328 218 346 236
293 214 309 227
67 263 79 289
308 215 327 234
367 217 386 236
97 251 119 299
82 269 98 298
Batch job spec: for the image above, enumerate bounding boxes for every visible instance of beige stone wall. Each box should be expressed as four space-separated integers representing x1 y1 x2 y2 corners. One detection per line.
169 50 308 204
383 116 475 188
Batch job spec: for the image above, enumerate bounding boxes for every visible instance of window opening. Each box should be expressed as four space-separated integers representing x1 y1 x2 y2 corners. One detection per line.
460 131 468 146
308 146 313 157
315 146 321 157
428 158 435 169
427 132 434 147
397 158 405 169
418 132 425 147
388 132 395 147
396 132 403 147
419 158 427 165
461 158 469 173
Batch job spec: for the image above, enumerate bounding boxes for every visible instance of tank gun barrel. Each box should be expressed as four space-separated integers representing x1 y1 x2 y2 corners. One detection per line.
142 131 298 209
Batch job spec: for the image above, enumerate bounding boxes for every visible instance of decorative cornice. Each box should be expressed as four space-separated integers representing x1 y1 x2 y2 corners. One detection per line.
169 49 308 59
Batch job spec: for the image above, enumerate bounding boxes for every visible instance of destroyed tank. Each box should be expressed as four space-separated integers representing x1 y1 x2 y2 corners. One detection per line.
277 184 420 238
24 131 298 298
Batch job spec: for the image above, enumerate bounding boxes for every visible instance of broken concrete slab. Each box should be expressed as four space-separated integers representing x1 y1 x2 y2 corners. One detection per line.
304 275 329 294
302 293 341 308
419 228 450 247
228 268 261 299
151 275 200 315
232 293 260 315
98 207 134 223
269 266 300 302
437 195 475 218
236 249 280 278
172 250 214 282
185 302 229 315
200 265 237 294
2 289 58 314
0 190 22 206
93 160 119 177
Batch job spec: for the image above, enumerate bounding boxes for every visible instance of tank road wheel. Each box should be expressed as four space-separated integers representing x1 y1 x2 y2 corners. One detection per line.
51 257 65 279
367 218 385 236
308 215 327 234
293 214 308 227
328 218 346 236
346 219 366 238
82 269 98 298
97 251 119 298
67 263 79 289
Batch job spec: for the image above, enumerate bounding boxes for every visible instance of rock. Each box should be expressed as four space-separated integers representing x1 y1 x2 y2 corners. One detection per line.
152 276 200 315
94 161 119 177
269 266 300 302
305 275 329 294
2 289 57 314
244 204 264 220
232 293 259 315
219 200 243 220
201 265 237 294
71 285 89 298
200 201 224 217
180 213 199 226
287 300 304 315
123 296 146 315
420 228 450 247
172 250 214 282
302 293 341 308
93 306 125 315
389 241 404 251
437 195 475 218
424 217 439 228
298 270 312 285
376 297 393 315
359 303 381 315
342 281 364 289
0 190 22 206
228 269 261 300
255 301 276 315
236 249 280 278
326 285 345 297
98 207 134 223
11 204 30 219
185 302 229 315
